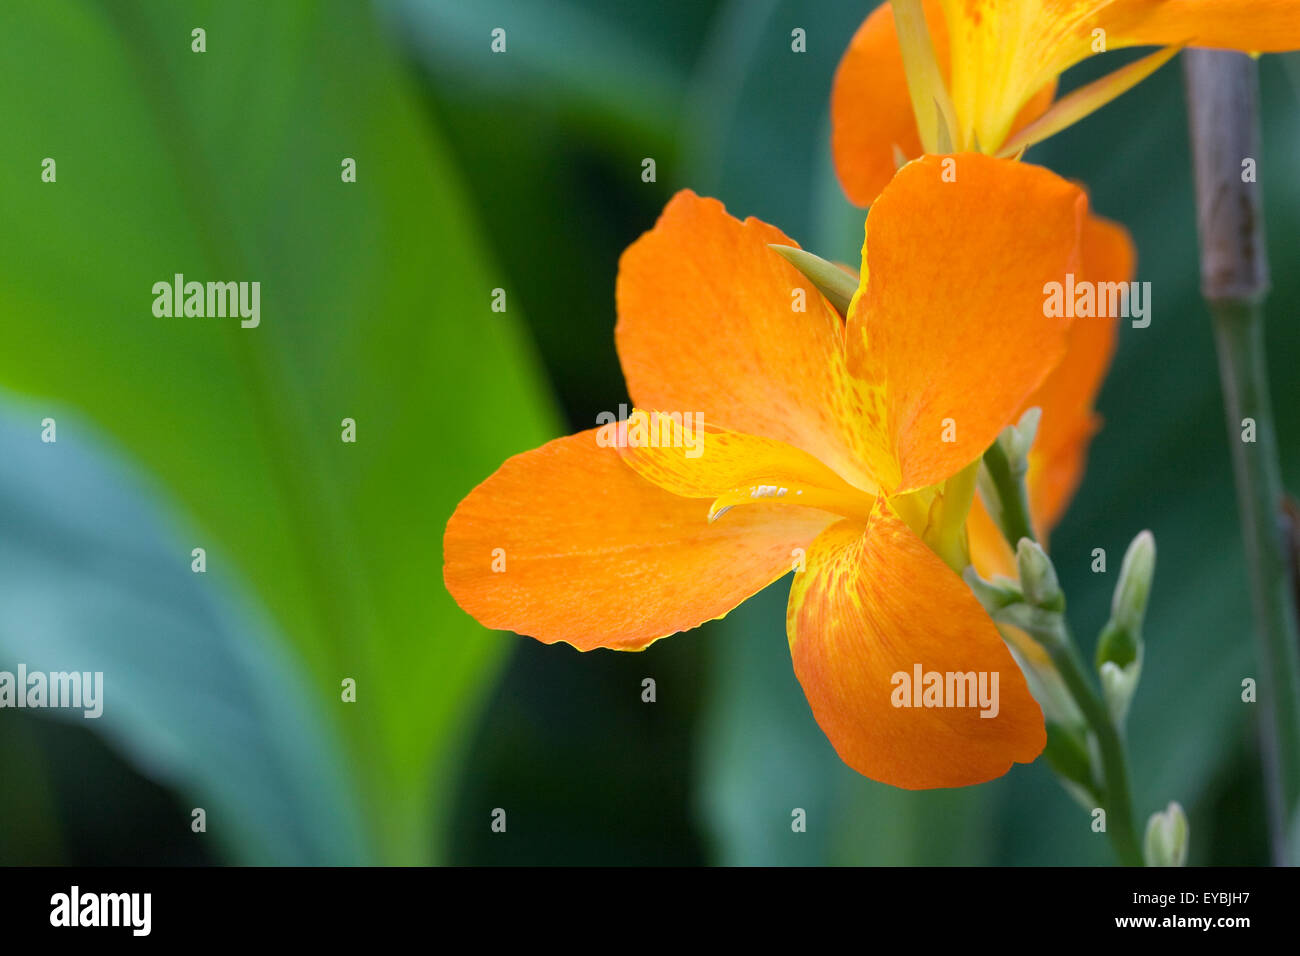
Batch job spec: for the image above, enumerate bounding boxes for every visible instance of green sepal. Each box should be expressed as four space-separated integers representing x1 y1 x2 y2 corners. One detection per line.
768 244 857 318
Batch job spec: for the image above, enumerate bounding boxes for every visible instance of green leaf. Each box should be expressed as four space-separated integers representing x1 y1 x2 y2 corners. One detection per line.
0 0 558 862
0 401 367 864
382 0 688 150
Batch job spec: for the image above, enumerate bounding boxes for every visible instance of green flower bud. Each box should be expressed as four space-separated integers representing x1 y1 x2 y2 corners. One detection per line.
1095 618 1138 671
1099 657 1142 727
1003 406 1041 466
1112 530 1156 645
1096 531 1155 674
1144 801 1189 867
1016 539 1064 612
962 566 1022 612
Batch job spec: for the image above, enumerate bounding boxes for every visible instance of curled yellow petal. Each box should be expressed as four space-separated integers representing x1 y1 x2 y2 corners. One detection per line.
892 0 960 152
999 45 1183 156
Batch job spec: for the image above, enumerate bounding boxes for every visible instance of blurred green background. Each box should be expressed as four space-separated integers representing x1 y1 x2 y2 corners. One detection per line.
0 0 1297 865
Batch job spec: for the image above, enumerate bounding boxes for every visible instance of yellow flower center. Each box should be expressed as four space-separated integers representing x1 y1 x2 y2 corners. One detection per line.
708 458 980 574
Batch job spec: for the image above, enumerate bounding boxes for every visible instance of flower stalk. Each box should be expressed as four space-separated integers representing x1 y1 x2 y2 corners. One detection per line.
996 560 1145 867
979 411 1039 547
1185 49 1300 864
974 416 1149 865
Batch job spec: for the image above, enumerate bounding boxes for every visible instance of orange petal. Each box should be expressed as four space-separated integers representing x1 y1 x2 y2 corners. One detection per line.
831 0 1057 205
1108 0 1300 52
969 210 1135 579
615 190 893 493
846 153 1085 494
831 2 931 207
967 493 1017 581
1026 211 1135 534
444 429 835 651
787 502 1045 789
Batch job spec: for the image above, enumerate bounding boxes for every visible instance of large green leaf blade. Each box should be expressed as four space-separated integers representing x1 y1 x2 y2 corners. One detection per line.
0 401 368 864
0 0 558 862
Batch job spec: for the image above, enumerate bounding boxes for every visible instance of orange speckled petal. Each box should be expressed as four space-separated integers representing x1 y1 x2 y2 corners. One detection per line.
846 153 1085 494
444 429 835 651
615 190 894 494
787 501 1045 788
1109 0 1300 53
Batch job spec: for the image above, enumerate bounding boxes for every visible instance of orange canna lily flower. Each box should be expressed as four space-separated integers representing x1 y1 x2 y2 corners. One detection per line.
445 154 1121 789
832 0 1300 206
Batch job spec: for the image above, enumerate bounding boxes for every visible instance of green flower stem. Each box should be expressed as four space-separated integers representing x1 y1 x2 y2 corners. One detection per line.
1186 50 1300 863
979 426 1145 862
1047 631 1144 866
982 440 1036 546
1004 605 1144 866
1210 300 1300 861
